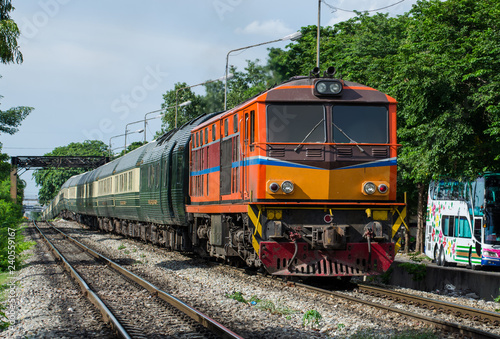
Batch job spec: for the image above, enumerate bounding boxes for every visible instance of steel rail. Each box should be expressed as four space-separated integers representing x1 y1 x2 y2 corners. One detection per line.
33 221 131 339
293 282 499 339
357 284 500 326
45 221 243 339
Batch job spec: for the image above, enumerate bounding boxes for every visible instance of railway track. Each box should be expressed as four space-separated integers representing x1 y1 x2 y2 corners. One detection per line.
356 284 500 326
291 281 500 339
34 221 243 339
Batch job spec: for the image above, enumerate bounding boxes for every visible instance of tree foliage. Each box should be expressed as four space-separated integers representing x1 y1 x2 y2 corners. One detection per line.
1 1 32 135
159 82 207 134
32 140 109 204
0 0 22 64
225 60 275 109
117 141 147 158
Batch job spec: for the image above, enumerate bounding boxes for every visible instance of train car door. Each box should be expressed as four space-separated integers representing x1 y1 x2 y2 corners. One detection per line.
220 118 232 197
242 110 254 200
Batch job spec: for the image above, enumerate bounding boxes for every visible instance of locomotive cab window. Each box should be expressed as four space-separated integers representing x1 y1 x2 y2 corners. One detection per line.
233 114 238 133
332 105 388 144
266 104 325 143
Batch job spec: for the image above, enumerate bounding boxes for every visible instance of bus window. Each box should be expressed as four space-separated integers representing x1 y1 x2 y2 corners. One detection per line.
474 219 482 239
442 216 455 237
455 217 471 238
435 180 466 200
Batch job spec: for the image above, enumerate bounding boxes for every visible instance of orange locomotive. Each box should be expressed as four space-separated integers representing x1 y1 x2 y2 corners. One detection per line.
187 68 404 277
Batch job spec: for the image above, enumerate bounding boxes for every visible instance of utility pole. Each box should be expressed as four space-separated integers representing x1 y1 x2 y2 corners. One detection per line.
317 0 321 68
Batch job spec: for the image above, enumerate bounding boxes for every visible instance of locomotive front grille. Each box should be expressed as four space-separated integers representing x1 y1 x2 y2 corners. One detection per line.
275 257 362 275
337 148 353 157
372 148 388 157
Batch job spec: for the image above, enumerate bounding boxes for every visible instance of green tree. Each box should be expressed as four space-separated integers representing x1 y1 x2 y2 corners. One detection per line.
32 140 108 204
1 0 32 136
268 25 333 81
393 0 500 251
117 141 147 158
225 60 274 109
0 0 22 64
201 80 225 113
159 82 205 133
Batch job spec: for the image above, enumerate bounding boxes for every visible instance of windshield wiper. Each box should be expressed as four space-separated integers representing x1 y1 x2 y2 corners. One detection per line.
332 122 366 153
294 118 324 152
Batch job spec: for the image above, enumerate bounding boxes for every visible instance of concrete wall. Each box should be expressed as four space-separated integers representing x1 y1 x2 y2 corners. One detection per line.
389 260 500 301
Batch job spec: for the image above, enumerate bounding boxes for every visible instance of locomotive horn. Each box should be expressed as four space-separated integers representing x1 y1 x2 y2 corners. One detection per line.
324 66 336 78
310 67 320 78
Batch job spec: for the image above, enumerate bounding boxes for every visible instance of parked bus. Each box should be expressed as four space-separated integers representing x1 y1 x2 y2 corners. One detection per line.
425 173 500 269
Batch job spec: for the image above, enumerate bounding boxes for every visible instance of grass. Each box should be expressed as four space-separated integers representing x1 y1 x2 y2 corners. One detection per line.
0 272 12 330
302 309 322 328
407 252 432 263
255 299 298 316
398 262 427 282
117 244 126 250
225 291 299 317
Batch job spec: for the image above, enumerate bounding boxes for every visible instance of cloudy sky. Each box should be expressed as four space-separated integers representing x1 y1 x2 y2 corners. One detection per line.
1 0 418 197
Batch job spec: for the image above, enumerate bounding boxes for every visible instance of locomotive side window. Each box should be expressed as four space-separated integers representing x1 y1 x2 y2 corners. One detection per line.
224 118 228 137
250 110 255 151
233 114 238 133
332 106 388 144
266 105 325 143
212 124 216 141
205 127 208 144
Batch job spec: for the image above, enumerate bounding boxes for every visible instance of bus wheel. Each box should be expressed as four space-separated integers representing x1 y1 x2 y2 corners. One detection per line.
434 246 441 266
468 248 479 270
438 246 447 267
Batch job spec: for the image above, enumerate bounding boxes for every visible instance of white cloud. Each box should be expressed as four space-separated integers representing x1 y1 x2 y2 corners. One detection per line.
235 19 292 38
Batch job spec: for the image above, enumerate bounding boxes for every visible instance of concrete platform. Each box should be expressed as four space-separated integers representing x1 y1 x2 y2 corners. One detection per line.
388 260 500 301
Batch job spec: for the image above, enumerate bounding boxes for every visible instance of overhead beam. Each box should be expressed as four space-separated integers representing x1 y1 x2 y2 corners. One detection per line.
11 156 109 170
10 156 109 203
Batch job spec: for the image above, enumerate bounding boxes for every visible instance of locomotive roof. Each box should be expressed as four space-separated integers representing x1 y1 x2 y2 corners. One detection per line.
192 76 396 131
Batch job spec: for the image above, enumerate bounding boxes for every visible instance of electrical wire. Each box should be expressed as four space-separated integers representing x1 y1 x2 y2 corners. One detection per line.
322 0 406 13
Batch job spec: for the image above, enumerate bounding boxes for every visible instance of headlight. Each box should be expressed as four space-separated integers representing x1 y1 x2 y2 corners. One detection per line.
316 82 327 93
363 182 377 195
315 80 343 96
281 181 294 194
329 82 342 94
484 251 499 258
